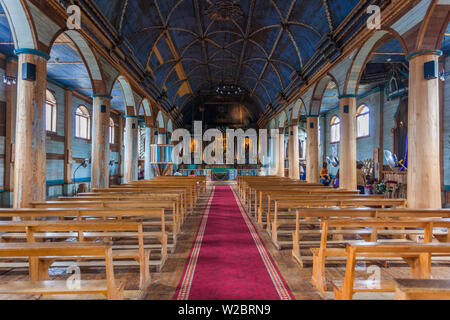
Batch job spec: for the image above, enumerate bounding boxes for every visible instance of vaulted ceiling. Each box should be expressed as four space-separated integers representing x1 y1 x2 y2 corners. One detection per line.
88 0 367 124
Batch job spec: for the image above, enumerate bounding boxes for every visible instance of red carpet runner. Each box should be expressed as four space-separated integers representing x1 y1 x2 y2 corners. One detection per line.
175 186 293 300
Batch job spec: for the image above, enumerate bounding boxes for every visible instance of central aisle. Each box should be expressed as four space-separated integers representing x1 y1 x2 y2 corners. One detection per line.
175 186 293 300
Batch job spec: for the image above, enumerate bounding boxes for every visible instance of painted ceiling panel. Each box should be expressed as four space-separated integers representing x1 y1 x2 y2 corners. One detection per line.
327 0 362 30
0 1 374 123
250 26 281 56
169 29 197 53
440 23 450 54
111 81 126 112
88 0 370 120
272 31 301 70
48 41 93 97
156 35 176 62
370 38 406 63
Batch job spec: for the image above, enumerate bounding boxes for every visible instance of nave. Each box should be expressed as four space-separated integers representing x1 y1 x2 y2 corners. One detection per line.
0 0 450 303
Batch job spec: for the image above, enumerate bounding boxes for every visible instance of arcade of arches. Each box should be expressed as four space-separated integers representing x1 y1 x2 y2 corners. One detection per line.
0 0 448 301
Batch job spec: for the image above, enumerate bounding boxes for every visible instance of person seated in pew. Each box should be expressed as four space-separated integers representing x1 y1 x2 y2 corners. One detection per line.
188 170 196 177
357 162 366 194
320 162 330 186
174 169 183 176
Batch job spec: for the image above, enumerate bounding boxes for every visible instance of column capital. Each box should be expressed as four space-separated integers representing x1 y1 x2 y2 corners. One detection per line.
406 50 442 62
14 48 50 61
92 94 113 100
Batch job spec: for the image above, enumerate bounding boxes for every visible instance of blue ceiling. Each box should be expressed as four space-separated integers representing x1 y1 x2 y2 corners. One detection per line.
0 1 447 120
89 0 363 116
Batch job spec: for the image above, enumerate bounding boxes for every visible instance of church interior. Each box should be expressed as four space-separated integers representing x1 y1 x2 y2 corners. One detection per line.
0 0 449 302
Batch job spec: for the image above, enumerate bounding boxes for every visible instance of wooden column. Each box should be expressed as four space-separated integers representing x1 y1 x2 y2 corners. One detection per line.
277 129 285 177
124 116 138 183
63 88 73 193
4 58 16 202
306 117 319 183
289 125 300 179
144 126 154 180
407 52 442 208
90 95 111 189
339 96 357 190
118 116 124 183
13 51 48 208
377 87 384 181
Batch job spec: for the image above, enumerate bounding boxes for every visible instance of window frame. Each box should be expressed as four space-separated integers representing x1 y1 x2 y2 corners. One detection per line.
75 105 91 141
330 116 341 144
45 90 57 134
356 104 370 139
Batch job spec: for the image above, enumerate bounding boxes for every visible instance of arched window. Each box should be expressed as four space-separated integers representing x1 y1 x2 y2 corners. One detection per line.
109 118 115 144
357 104 370 138
75 106 90 140
330 116 340 143
46 90 57 133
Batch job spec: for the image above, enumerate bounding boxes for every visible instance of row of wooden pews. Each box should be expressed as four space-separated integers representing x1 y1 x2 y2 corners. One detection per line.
237 175 450 300
0 176 207 300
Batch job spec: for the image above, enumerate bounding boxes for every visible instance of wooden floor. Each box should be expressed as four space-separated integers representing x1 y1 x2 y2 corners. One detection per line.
1 182 450 300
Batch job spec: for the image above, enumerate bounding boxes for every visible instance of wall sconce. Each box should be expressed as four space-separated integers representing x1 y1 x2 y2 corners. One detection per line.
3 75 16 85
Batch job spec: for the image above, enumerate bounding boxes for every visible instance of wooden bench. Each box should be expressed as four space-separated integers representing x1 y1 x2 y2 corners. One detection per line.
0 207 168 271
291 208 450 267
394 279 450 300
93 186 193 214
269 198 407 248
0 242 125 300
67 192 187 224
310 218 450 294
257 193 387 227
32 199 181 236
331 242 450 300
0 220 151 292
246 186 360 219
135 176 207 193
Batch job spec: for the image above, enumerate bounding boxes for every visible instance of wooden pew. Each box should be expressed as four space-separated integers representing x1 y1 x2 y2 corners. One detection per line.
119 178 202 203
67 192 187 224
269 198 407 249
310 217 450 294
292 208 450 268
242 182 329 211
331 242 450 300
258 194 387 227
394 279 450 300
32 199 181 237
0 242 124 300
246 186 360 219
93 186 194 214
0 220 151 292
0 208 168 271
138 176 207 192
